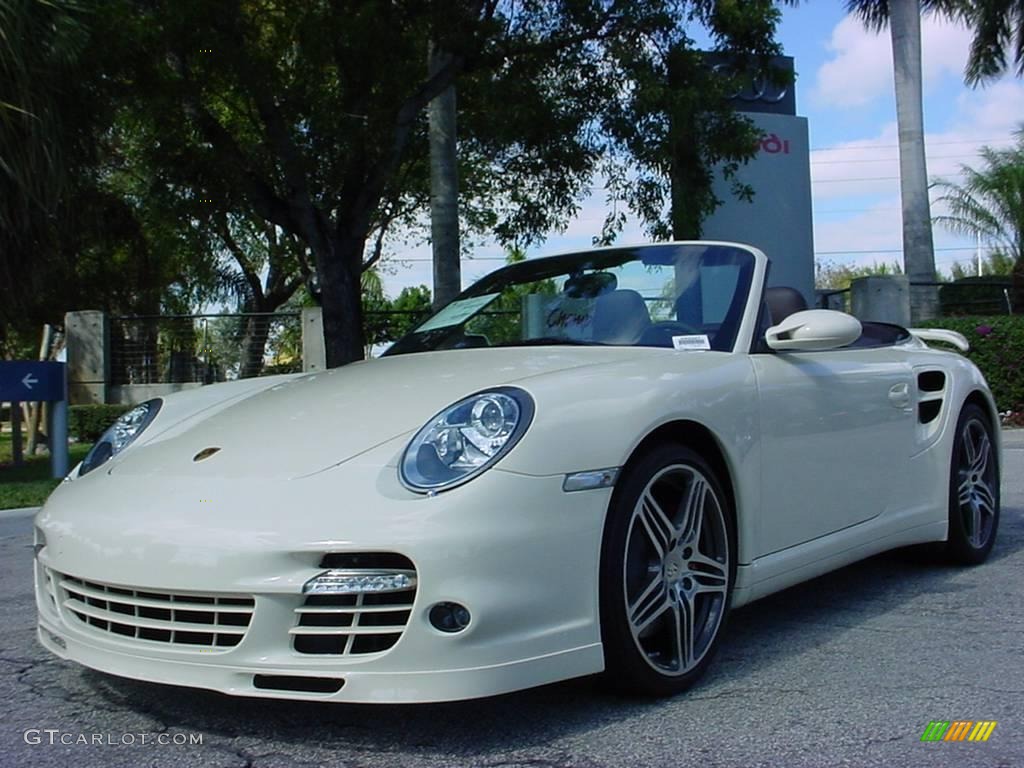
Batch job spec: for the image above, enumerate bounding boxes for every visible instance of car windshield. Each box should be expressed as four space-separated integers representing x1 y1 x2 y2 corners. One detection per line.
385 243 756 356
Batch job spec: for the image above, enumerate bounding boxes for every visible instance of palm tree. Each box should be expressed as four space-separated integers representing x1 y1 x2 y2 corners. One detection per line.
847 0 949 321
933 128 1024 309
962 0 1024 83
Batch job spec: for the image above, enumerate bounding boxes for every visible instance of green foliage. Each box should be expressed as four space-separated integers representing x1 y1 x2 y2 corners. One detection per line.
949 250 1015 279
933 127 1024 308
815 259 905 290
0 434 93 510
363 273 432 347
926 315 1024 413
68 404 131 441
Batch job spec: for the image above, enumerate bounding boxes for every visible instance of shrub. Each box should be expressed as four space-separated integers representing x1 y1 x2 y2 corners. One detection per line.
927 316 1024 416
68 404 132 441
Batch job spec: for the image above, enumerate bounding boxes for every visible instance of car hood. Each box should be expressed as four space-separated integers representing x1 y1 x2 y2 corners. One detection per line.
110 346 650 479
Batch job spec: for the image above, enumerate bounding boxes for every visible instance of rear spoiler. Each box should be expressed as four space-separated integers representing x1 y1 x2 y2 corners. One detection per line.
909 328 970 352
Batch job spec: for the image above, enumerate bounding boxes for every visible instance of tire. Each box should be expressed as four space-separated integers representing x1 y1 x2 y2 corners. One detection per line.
945 403 1000 565
599 443 735 696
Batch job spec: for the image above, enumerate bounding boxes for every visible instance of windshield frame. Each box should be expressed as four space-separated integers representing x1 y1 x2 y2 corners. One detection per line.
384 241 768 356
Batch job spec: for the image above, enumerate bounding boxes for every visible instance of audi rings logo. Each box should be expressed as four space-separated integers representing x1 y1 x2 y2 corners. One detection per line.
712 64 789 104
702 54 796 115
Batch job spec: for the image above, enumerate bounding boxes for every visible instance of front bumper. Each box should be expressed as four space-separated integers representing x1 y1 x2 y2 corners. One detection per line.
33 445 611 702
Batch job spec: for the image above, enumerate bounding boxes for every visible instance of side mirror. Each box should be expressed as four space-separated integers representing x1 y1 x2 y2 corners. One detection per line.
765 309 862 352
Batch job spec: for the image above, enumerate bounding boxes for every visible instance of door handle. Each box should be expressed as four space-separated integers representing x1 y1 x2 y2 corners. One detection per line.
888 382 911 409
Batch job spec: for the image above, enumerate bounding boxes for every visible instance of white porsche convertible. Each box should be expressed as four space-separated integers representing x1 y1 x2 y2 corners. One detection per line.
34 242 1000 702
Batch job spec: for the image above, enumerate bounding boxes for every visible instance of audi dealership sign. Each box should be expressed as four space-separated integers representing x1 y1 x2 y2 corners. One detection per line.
699 53 815 304
705 54 796 116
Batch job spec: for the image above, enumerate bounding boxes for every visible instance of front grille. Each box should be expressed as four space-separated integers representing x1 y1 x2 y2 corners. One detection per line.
292 553 416 655
54 572 254 650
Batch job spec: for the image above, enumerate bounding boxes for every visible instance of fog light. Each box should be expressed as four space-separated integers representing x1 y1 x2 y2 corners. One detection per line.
303 569 416 595
429 602 471 633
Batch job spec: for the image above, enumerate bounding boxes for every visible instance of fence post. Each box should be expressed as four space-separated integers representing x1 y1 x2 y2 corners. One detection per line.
65 310 109 404
301 307 326 373
850 276 911 327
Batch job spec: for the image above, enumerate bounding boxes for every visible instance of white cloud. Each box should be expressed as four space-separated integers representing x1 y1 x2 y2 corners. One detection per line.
812 14 973 109
809 79 1023 275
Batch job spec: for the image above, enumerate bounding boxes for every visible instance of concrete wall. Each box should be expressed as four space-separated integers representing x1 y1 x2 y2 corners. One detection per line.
65 311 108 405
850 275 911 326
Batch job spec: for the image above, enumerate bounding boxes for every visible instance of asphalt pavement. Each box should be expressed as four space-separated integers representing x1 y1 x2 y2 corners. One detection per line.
1 432 1022 768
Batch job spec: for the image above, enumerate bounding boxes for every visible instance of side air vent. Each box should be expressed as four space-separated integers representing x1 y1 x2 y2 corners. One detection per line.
916 370 946 425
918 370 946 393
919 400 942 424
913 367 947 445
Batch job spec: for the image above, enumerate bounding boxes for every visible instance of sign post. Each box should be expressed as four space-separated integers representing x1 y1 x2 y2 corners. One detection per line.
0 362 69 478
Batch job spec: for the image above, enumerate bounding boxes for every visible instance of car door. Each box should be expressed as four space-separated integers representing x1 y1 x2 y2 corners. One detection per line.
752 347 915 556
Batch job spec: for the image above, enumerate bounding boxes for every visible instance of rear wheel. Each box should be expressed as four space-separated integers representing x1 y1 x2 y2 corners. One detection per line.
599 443 734 696
945 403 1000 564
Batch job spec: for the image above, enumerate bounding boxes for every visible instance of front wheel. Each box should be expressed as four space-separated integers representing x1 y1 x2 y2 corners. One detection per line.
945 403 1000 565
599 444 735 696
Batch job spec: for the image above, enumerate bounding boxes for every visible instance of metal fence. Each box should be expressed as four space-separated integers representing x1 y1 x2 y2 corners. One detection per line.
816 280 1018 317
109 313 302 385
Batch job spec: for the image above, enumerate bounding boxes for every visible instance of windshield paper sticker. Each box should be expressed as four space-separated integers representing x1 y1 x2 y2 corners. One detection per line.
416 293 501 332
672 334 711 351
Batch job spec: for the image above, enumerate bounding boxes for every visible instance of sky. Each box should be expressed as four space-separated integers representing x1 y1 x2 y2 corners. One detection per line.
377 4 1024 298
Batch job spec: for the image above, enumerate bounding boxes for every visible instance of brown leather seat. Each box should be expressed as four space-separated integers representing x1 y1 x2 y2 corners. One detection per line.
765 286 808 325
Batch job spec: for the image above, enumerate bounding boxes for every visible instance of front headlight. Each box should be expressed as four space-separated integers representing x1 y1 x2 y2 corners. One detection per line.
79 399 162 476
400 387 534 493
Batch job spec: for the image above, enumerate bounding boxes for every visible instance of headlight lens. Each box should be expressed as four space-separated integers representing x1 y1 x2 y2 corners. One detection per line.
400 388 534 492
79 399 162 476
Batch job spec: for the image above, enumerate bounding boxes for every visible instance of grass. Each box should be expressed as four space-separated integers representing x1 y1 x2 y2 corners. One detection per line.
0 433 92 510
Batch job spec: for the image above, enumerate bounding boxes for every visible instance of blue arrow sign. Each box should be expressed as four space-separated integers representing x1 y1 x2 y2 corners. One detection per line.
0 361 67 402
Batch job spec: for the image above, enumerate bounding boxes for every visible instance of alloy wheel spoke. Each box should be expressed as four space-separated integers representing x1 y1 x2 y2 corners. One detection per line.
957 476 973 506
679 476 708 545
974 481 997 517
970 432 990 475
671 598 696 672
639 491 676 557
688 552 728 592
629 575 670 635
970 503 984 547
962 429 977 468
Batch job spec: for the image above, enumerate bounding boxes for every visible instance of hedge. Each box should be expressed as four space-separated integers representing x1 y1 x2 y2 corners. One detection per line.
926 315 1024 416
68 404 132 441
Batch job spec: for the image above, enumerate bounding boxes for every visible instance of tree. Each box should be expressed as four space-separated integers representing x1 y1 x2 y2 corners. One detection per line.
94 0 791 369
949 250 1015 278
960 0 1024 83
428 42 460 311
933 128 1024 306
847 0 940 321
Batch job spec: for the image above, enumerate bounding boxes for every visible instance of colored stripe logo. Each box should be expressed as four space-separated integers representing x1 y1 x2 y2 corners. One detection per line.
921 721 997 742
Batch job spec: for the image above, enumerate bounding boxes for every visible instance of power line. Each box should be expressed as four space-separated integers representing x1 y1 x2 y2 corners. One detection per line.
816 245 999 255
812 172 968 184
810 137 1012 152
810 153 993 166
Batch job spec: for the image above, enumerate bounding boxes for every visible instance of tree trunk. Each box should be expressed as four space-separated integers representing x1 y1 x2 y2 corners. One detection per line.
428 42 461 310
316 233 365 367
238 314 271 379
890 0 938 322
